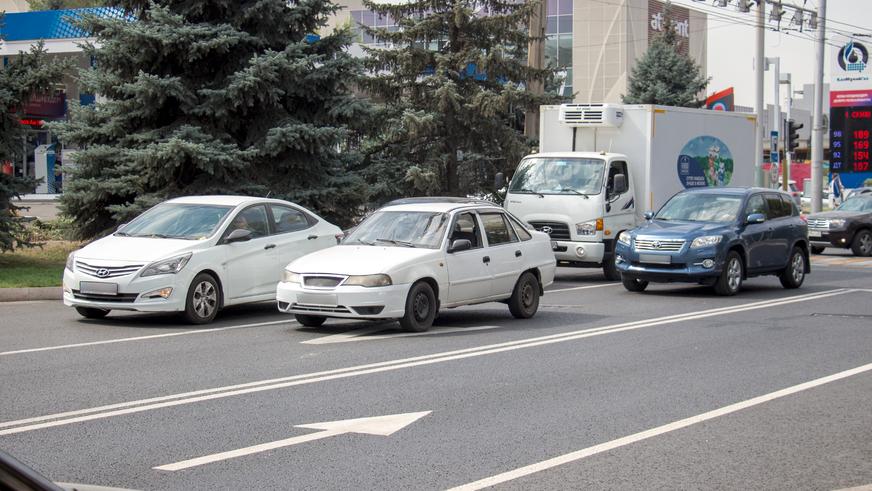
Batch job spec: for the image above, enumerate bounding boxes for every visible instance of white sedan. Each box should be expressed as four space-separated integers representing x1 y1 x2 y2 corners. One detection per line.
63 196 341 323
276 198 557 332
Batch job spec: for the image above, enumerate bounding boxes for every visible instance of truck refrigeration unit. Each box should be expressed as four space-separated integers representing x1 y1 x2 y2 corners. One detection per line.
502 103 756 280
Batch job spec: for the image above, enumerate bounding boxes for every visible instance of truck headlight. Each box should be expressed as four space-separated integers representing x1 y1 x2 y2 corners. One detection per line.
617 231 632 246
140 253 192 277
282 271 301 284
828 218 846 228
691 236 723 249
576 218 603 236
344 274 392 287
65 251 76 272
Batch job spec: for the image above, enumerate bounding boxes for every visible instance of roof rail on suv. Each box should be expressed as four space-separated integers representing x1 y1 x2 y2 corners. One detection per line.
384 197 498 207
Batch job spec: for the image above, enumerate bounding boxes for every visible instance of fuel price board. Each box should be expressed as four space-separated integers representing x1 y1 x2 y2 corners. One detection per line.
830 106 872 173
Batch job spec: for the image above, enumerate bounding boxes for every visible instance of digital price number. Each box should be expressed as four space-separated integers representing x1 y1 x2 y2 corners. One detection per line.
830 107 872 173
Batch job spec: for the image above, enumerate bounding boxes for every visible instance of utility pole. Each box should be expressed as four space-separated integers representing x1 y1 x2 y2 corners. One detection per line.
811 0 827 213
755 0 766 187
524 0 547 139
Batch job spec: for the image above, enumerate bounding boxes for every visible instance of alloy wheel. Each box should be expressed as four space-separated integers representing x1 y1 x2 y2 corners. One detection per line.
192 281 217 319
791 252 805 284
727 258 742 292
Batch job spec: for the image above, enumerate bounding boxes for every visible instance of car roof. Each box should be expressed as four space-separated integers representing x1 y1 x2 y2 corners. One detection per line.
380 197 502 213
165 195 284 207
681 187 788 196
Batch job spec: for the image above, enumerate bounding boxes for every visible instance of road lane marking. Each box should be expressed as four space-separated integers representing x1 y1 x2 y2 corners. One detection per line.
0 319 297 357
546 283 620 293
0 289 854 436
301 325 501 345
449 361 872 491
154 411 431 471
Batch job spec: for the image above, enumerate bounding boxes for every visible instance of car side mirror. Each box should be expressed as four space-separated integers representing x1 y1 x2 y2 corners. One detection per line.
643 211 655 220
448 239 472 253
224 228 253 244
613 174 628 195
494 172 506 189
746 213 766 224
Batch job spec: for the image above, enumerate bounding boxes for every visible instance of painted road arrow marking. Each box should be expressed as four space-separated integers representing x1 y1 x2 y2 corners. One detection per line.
301 325 500 345
153 411 431 471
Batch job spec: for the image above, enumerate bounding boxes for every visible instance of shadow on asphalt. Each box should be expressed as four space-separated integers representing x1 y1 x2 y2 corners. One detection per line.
76 301 282 329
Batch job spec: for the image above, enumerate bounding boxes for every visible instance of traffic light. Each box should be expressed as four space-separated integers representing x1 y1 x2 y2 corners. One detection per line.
786 119 803 153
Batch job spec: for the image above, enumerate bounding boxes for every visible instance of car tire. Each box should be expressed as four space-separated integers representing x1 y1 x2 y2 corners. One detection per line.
621 275 648 292
183 273 220 324
810 246 825 255
508 271 541 319
779 247 807 289
399 281 437 332
75 307 110 319
602 254 621 281
851 229 872 257
295 314 326 327
714 251 743 296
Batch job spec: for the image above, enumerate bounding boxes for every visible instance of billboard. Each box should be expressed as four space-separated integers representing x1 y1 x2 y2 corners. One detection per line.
648 0 690 56
830 34 872 186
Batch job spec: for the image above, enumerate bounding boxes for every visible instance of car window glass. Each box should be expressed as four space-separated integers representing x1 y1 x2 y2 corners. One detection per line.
480 213 516 246
449 212 483 249
744 194 767 218
765 194 787 219
228 205 269 238
270 205 313 234
779 195 798 216
508 216 533 241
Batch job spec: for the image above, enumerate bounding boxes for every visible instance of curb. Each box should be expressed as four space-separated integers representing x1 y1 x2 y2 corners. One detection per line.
0 287 62 302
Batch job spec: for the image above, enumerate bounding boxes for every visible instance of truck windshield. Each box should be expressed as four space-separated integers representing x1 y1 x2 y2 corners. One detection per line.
509 157 605 195
656 193 743 223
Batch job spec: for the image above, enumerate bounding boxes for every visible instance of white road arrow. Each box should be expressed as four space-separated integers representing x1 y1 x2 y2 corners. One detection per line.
154 411 432 472
301 325 500 345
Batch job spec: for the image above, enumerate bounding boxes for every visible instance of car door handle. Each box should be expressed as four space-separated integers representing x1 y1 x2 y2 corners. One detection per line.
515 250 522 257
307 235 318 240
483 256 491 264
264 244 276 250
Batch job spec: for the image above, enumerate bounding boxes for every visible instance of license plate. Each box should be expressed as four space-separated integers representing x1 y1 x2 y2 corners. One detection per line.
638 254 672 265
79 281 118 295
298 293 338 306
809 230 822 238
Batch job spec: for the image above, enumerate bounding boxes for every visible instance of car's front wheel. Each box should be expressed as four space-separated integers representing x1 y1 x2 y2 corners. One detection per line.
183 273 220 324
509 271 540 319
714 251 743 296
399 281 437 332
295 314 326 327
779 247 807 289
621 275 649 292
851 229 872 257
75 307 110 319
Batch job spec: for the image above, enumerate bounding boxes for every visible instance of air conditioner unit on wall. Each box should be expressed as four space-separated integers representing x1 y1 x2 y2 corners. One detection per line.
558 103 624 128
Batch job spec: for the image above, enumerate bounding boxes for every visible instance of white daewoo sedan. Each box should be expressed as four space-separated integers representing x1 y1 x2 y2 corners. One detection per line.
63 196 341 324
276 198 557 332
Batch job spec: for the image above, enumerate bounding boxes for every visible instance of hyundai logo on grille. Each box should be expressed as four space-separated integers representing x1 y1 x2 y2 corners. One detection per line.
654 241 662 249
95 268 110 278
541 226 553 235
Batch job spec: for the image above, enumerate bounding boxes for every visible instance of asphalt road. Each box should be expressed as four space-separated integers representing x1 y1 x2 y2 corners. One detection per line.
1 257 871 490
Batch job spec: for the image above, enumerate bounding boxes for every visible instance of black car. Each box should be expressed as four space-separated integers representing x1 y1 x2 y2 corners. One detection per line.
806 194 872 256
615 187 809 296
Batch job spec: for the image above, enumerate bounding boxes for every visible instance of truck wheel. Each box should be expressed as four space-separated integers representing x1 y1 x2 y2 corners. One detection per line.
295 314 326 327
779 247 806 289
183 273 220 324
851 229 872 257
621 276 648 292
602 254 621 281
713 251 743 296
810 246 825 255
399 281 437 332
508 271 540 319
75 307 110 319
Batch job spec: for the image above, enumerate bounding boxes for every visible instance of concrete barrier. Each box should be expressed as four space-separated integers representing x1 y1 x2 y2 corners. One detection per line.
0 287 62 302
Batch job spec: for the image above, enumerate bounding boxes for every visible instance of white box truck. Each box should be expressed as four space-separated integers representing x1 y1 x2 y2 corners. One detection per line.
502 103 756 279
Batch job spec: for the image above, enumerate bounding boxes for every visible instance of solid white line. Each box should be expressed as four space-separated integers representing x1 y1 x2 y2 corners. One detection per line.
546 283 620 293
0 319 297 357
0 289 854 436
449 361 872 491
301 325 501 345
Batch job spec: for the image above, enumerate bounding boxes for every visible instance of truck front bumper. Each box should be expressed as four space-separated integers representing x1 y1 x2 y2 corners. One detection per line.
552 240 605 265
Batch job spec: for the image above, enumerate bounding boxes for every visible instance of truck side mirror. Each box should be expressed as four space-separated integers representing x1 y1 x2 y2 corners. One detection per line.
613 174 628 195
494 172 506 189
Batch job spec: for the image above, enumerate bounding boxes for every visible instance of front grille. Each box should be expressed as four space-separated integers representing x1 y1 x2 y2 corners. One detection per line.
76 261 144 279
528 221 571 241
303 276 344 288
634 238 686 252
806 218 829 229
291 303 352 314
72 291 139 302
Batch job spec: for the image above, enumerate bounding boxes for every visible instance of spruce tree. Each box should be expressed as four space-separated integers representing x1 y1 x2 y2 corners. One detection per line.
622 16 709 107
358 0 559 199
55 0 370 238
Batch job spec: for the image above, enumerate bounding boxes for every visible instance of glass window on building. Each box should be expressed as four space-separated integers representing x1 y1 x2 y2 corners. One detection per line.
545 0 572 98
350 9 398 46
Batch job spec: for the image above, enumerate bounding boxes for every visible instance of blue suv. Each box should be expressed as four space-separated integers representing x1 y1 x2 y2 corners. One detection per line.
615 188 809 295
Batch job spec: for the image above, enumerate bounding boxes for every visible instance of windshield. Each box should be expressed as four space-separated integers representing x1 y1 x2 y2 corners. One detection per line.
119 203 233 239
838 197 872 212
344 211 448 249
656 193 743 223
509 157 605 195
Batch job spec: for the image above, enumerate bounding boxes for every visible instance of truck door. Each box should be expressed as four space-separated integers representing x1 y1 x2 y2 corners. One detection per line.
604 160 635 234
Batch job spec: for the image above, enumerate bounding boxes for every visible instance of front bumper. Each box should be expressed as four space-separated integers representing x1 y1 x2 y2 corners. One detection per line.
276 281 409 319
62 268 187 312
615 242 724 283
808 228 851 248
552 240 605 264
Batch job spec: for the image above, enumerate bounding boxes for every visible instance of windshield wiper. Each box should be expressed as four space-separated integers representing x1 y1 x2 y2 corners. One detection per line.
518 188 545 198
114 231 131 237
559 188 589 199
376 238 416 247
135 233 171 239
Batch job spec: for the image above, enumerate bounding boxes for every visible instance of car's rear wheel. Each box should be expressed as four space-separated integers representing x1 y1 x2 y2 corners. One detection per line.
810 245 825 254
75 307 110 319
714 251 743 296
851 229 872 257
295 314 326 327
399 281 437 332
621 275 648 292
509 271 540 319
183 273 220 324
779 247 807 289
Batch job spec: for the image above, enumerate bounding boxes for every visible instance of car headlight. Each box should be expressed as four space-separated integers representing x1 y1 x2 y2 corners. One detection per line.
344 274 392 287
691 235 723 249
140 253 192 277
576 218 603 236
282 271 301 284
828 219 846 228
65 251 76 272
617 231 632 246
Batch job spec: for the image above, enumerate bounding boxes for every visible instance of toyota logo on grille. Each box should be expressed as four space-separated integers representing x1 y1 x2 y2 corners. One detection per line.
653 241 662 249
95 268 110 278
541 226 553 235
